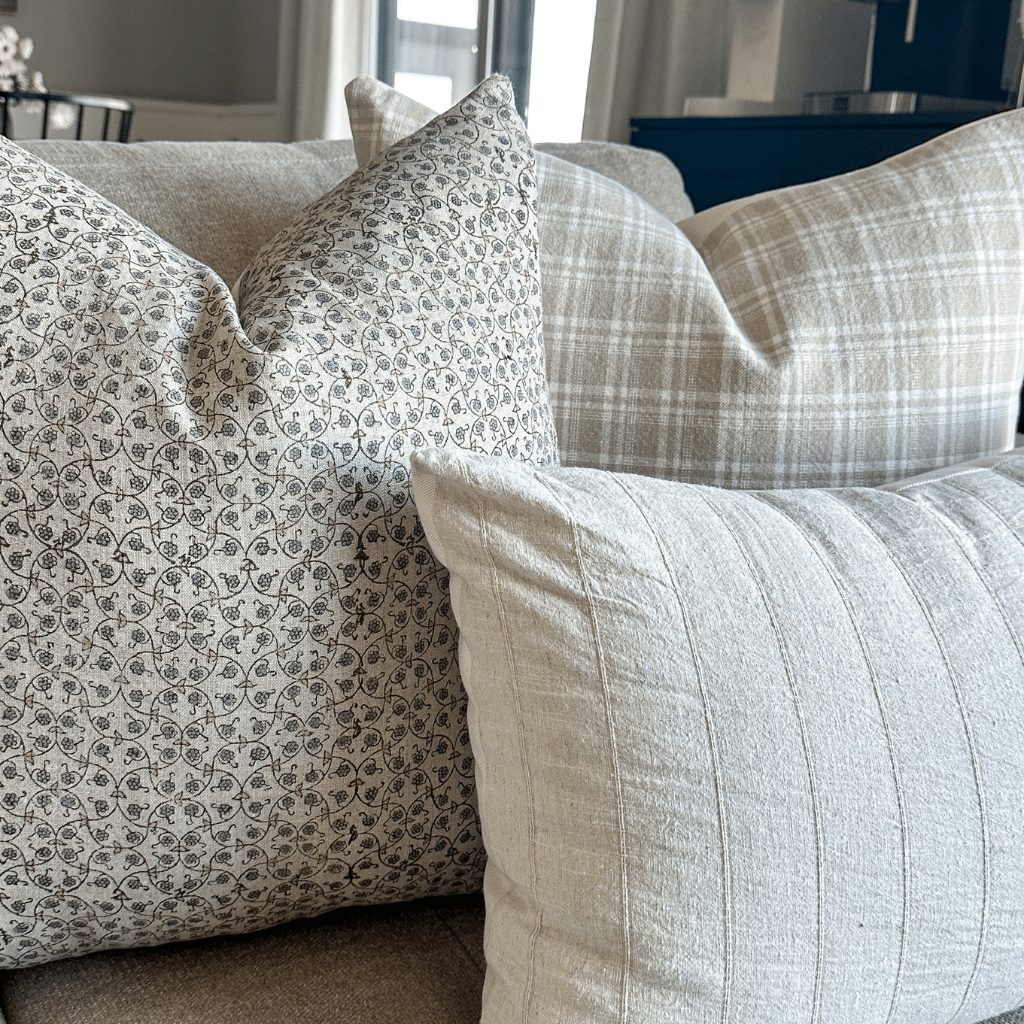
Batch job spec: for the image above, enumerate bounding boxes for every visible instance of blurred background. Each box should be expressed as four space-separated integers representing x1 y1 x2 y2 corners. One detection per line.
2 0 1020 144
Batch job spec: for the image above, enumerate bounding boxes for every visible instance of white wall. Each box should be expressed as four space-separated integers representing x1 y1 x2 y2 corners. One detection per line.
724 0 875 114
10 0 280 102
293 0 371 141
774 0 875 111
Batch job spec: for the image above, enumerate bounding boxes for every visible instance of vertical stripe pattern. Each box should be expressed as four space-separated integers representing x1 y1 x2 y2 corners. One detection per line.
412 448 1024 1024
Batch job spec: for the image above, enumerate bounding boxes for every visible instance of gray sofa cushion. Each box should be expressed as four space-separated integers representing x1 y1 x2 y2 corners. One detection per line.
17 139 361 286
0 894 485 1024
18 136 692 292
536 140 694 222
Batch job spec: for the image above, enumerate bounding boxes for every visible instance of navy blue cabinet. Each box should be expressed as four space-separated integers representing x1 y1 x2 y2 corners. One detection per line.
630 111 993 212
871 0 1012 102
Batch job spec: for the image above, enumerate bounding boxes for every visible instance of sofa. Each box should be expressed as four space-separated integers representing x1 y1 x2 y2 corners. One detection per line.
1 74 1024 1023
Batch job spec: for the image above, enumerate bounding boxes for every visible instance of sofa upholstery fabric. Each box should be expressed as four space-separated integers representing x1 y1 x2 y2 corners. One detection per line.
354 80 1024 487
413 447 1024 1023
16 139 361 287
0 75 556 968
18 132 693 296
0 894 486 1024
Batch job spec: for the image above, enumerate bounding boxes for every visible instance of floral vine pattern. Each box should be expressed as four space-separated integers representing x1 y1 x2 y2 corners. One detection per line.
0 75 556 967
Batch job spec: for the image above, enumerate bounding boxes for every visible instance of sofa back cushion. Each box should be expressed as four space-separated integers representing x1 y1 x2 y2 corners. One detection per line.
19 131 691 292
18 139 360 286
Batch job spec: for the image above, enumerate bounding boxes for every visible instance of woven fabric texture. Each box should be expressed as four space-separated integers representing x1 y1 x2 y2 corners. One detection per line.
544 112 1024 487
18 139 361 286
536 140 694 222
346 77 427 169
412 447 1024 1024
351 80 1024 487
0 894 486 1024
0 75 556 968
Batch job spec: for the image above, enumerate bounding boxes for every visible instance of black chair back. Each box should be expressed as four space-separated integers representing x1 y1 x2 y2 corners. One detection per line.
0 89 133 142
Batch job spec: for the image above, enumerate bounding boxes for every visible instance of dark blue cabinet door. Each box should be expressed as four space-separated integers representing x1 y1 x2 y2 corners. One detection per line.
631 112 992 213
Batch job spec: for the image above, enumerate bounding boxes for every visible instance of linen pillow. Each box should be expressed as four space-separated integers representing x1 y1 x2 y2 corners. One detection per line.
0 74 556 969
411 447 1024 1024
347 76 430 168
536 141 694 222
355 79 1024 487
677 186 783 250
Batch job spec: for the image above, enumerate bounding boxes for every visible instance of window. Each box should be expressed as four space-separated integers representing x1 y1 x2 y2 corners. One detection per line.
526 0 596 142
377 0 536 119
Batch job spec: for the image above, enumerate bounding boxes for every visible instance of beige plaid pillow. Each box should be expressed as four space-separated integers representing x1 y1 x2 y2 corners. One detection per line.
346 77 427 167
347 78 1024 489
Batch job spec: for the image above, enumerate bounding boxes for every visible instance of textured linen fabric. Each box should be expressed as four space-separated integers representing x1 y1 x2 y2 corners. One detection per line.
536 140 694 222
346 77 428 170
0 893 486 1024
677 187 782 249
0 75 557 968
411 447 1024 1024
17 139 360 286
356 83 1024 487
347 77 546 198
544 111 1024 486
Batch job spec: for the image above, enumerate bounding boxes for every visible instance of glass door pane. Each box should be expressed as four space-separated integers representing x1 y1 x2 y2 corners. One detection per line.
380 0 480 113
378 0 534 119
396 0 478 30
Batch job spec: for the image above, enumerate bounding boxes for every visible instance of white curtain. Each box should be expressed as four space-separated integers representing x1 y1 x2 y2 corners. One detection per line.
582 0 733 143
293 0 372 140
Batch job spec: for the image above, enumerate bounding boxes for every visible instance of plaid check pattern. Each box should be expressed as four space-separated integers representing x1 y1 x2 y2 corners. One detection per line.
345 77 427 167
347 79 1024 489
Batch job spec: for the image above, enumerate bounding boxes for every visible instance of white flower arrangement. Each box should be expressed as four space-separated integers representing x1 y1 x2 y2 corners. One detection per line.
0 24 75 130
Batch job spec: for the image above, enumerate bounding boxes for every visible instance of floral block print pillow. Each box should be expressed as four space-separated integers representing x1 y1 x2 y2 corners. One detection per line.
0 74 556 968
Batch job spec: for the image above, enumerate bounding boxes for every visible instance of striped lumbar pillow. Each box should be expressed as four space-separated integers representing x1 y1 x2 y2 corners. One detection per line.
412 445 1024 1023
